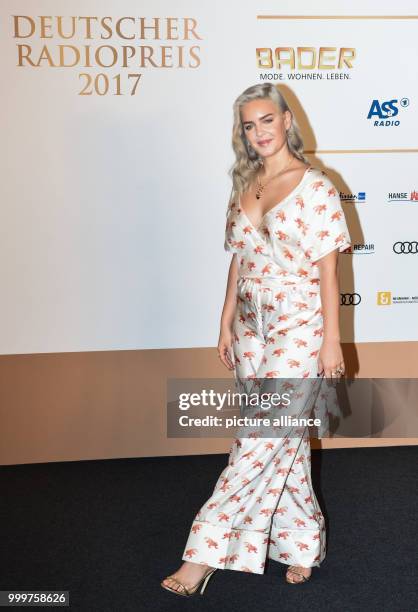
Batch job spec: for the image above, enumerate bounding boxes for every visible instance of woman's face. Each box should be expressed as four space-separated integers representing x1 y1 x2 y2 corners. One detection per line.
240 98 291 159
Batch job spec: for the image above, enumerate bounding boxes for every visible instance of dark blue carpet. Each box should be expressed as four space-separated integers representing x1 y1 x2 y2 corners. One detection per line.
0 445 416 611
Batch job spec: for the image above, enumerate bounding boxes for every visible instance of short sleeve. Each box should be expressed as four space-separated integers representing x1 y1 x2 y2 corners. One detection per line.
301 172 351 263
224 234 237 253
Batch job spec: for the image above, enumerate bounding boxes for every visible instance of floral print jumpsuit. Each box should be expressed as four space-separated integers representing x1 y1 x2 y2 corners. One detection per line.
182 166 351 574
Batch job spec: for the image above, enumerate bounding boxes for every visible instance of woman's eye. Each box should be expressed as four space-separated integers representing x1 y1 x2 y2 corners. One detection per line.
264 118 273 123
244 125 252 131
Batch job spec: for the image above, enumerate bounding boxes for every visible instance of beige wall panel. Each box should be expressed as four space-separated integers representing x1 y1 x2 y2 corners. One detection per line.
0 340 417 466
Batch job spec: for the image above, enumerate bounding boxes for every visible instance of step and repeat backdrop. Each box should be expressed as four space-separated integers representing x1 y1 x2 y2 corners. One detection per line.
1 0 418 357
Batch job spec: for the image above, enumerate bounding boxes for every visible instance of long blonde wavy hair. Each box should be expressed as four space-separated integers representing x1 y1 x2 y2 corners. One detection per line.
229 84 309 198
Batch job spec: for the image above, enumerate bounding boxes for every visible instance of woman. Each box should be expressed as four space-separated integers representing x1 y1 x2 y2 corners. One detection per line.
161 83 351 595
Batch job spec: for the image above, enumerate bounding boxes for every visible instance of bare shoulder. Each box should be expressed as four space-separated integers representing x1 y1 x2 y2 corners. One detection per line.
286 161 311 178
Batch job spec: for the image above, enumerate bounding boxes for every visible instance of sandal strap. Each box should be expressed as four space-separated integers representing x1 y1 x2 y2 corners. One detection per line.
166 575 190 596
163 567 216 596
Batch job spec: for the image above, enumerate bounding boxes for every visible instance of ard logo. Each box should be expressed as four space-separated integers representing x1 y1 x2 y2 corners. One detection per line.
377 291 392 305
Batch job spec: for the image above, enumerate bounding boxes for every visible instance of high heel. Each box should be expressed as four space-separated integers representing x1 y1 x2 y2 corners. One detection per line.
161 567 217 597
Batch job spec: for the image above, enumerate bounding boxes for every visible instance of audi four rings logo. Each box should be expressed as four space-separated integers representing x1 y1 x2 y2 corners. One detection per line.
393 241 418 253
340 293 361 305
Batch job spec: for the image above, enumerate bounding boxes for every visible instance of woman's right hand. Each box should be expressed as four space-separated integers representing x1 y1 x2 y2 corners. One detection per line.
217 326 235 371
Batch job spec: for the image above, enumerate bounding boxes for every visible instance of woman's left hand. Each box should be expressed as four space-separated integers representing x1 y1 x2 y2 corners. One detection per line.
317 339 345 380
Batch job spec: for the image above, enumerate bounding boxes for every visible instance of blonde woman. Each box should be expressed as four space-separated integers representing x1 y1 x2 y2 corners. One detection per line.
161 83 351 595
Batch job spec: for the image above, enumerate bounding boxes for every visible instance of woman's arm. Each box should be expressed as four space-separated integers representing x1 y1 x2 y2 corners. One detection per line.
316 249 345 378
218 255 239 370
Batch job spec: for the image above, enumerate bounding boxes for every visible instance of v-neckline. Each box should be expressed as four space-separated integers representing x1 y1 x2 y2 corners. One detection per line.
238 165 312 233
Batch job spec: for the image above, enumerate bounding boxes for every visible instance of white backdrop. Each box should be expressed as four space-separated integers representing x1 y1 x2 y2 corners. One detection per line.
1 0 417 354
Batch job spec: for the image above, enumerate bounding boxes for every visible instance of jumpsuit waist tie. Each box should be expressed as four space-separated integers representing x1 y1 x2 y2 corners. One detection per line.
237 275 320 292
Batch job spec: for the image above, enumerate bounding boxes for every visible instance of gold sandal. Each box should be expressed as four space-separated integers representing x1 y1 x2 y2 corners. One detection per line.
161 567 217 597
286 565 311 584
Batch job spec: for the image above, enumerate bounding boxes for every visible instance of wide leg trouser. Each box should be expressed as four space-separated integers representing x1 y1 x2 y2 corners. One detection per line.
181 277 327 574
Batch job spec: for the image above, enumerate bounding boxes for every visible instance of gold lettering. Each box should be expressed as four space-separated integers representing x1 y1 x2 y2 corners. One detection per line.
39 16 53 39
184 18 202 40
13 16 204 72
161 46 173 67
166 18 179 40
116 17 136 40
275 48 295 70
297 47 316 70
257 47 356 70
256 48 272 69
13 15 35 38
59 45 80 67
188 46 200 68
36 45 56 67
56 16 76 39
95 45 118 67
339 48 356 68
318 47 336 69
16 44 36 66
101 17 113 40
77 16 98 39
139 17 160 40
83 45 93 67
121 46 136 68
140 45 159 67
178 45 185 67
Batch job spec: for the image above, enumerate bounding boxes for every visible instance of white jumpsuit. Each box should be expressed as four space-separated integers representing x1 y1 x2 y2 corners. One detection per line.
182 165 351 574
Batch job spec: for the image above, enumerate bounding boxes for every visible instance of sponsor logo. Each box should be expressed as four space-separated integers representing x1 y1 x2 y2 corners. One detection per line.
340 192 366 203
256 47 355 70
393 241 418 254
387 191 418 203
377 291 391 305
340 293 361 305
343 244 375 254
377 291 418 305
367 97 410 127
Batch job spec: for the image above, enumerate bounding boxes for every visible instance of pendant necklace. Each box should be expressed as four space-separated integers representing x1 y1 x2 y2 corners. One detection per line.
255 156 295 200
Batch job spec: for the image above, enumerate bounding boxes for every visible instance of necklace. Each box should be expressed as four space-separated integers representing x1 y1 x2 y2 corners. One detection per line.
255 156 295 200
